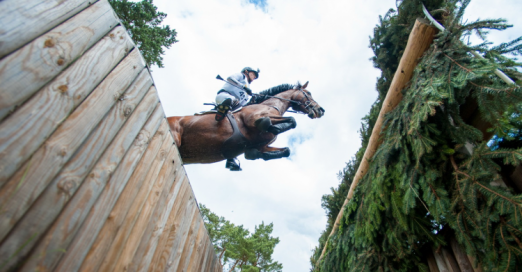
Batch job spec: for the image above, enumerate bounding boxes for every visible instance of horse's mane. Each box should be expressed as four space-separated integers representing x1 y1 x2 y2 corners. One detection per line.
249 82 301 104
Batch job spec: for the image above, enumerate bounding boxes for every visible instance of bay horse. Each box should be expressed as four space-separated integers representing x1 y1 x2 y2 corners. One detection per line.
167 82 325 166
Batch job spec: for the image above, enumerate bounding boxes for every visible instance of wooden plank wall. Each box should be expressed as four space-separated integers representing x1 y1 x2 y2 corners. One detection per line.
0 1 222 271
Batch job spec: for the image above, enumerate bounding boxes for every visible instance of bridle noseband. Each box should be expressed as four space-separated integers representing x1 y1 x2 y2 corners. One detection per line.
293 89 318 114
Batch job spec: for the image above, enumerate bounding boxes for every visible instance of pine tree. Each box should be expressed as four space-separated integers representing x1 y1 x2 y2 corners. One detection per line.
200 204 283 272
109 0 178 68
312 0 522 271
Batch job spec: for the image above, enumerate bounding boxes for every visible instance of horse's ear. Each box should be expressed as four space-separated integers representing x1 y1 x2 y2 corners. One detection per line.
302 81 309 89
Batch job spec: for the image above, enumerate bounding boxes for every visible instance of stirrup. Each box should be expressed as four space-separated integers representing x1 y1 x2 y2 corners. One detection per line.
225 158 242 171
215 98 232 121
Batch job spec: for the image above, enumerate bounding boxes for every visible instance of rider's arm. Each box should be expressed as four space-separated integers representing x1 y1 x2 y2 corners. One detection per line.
227 73 252 94
227 73 245 87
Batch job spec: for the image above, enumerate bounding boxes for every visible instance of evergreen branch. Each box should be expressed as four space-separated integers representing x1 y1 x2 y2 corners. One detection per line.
444 53 474 73
499 225 513 272
469 82 519 93
450 155 520 209
457 212 474 248
410 170 430 214
507 229 522 250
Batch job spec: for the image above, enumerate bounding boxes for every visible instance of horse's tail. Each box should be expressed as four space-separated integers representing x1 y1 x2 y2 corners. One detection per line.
167 116 183 147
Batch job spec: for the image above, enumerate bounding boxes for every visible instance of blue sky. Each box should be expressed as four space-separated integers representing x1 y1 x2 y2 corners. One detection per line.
151 0 522 270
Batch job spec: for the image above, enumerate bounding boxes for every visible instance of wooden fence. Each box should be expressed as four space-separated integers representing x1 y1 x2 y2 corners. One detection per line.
0 0 222 271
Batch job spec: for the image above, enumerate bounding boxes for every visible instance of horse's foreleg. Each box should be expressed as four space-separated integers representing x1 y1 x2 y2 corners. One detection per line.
254 116 296 135
244 146 290 161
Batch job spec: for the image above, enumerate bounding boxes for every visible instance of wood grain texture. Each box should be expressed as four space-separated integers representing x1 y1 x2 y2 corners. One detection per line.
0 0 121 121
0 70 152 271
165 195 201 271
0 0 95 58
134 171 190 271
148 180 196 272
169 203 202 272
449 238 474 272
427 250 441 272
199 232 215 271
79 121 170 272
0 27 137 189
194 232 211 272
441 247 461 272
186 218 208 272
109 144 181 272
0 68 151 245
55 102 164 271
96 137 177 272
433 248 451 272
20 92 159 272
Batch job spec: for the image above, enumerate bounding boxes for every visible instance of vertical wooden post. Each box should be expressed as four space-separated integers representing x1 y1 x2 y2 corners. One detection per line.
316 18 437 265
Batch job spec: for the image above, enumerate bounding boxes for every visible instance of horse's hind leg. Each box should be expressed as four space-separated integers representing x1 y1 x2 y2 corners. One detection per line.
254 116 296 135
245 146 290 161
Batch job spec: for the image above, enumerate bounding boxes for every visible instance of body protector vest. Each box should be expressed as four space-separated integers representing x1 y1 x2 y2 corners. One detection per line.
220 73 251 107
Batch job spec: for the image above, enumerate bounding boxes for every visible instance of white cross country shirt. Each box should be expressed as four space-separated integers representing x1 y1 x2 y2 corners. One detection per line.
221 73 251 107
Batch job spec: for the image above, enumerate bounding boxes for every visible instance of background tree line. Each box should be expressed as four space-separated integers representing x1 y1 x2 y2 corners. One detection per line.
200 204 283 272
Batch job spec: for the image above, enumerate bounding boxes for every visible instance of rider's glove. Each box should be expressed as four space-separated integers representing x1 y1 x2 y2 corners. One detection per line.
243 87 253 95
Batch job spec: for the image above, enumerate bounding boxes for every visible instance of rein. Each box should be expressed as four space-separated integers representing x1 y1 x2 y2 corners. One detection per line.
258 89 317 115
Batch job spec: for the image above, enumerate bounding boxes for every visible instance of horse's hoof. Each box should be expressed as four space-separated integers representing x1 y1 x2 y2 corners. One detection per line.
254 117 272 132
281 147 290 157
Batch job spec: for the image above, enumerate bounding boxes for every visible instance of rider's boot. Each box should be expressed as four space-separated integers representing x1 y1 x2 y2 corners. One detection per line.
215 98 232 121
225 158 242 171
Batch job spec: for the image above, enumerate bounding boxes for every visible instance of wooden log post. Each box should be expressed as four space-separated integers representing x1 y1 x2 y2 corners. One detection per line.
433 248 451 272
316 18 437 264
441 247 462 272
427 249 441 272
450 237 475 272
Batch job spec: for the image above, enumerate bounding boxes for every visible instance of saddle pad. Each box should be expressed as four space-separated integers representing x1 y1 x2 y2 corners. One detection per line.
195 105 243 116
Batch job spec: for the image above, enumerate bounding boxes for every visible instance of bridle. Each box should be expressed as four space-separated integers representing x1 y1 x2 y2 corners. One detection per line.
257 88 317 115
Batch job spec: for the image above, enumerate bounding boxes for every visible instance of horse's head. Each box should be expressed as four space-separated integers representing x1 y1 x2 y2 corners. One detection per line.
290 82 325 119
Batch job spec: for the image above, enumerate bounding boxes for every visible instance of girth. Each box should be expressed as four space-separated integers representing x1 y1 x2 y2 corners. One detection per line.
221 113 250 159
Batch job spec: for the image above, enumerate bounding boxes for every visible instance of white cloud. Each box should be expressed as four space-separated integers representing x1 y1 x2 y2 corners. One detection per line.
151 0 521 271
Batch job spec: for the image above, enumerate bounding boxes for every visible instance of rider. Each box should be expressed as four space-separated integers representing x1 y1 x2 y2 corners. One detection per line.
215 67 260 122
215 67 260 171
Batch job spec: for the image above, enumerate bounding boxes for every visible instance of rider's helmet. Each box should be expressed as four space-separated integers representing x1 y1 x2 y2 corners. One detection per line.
241 67 260 79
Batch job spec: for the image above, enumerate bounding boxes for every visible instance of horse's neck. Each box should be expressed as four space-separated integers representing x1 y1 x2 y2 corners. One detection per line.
261 90 296 114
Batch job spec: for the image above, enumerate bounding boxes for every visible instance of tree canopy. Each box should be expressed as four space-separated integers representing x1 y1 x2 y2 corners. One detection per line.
109 0 178 68
200 204 283 272
312 0 522 271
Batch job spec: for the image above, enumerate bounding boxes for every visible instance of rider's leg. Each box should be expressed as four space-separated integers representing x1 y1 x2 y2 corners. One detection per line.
254 116 296 135
215 93 237 121
245 146 290 161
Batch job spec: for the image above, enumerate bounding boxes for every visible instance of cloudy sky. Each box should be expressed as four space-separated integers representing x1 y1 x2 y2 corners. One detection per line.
150 0 521 270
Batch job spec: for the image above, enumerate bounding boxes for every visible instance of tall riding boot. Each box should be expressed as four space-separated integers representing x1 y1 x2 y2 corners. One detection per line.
216 98 232 121
225 158 242 171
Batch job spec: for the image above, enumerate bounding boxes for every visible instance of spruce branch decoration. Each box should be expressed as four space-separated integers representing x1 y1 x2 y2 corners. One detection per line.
312 0 522 271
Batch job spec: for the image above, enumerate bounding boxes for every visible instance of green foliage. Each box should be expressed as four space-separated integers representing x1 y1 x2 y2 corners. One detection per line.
109 0 178 68
200 204 282 272
312 0 522 271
